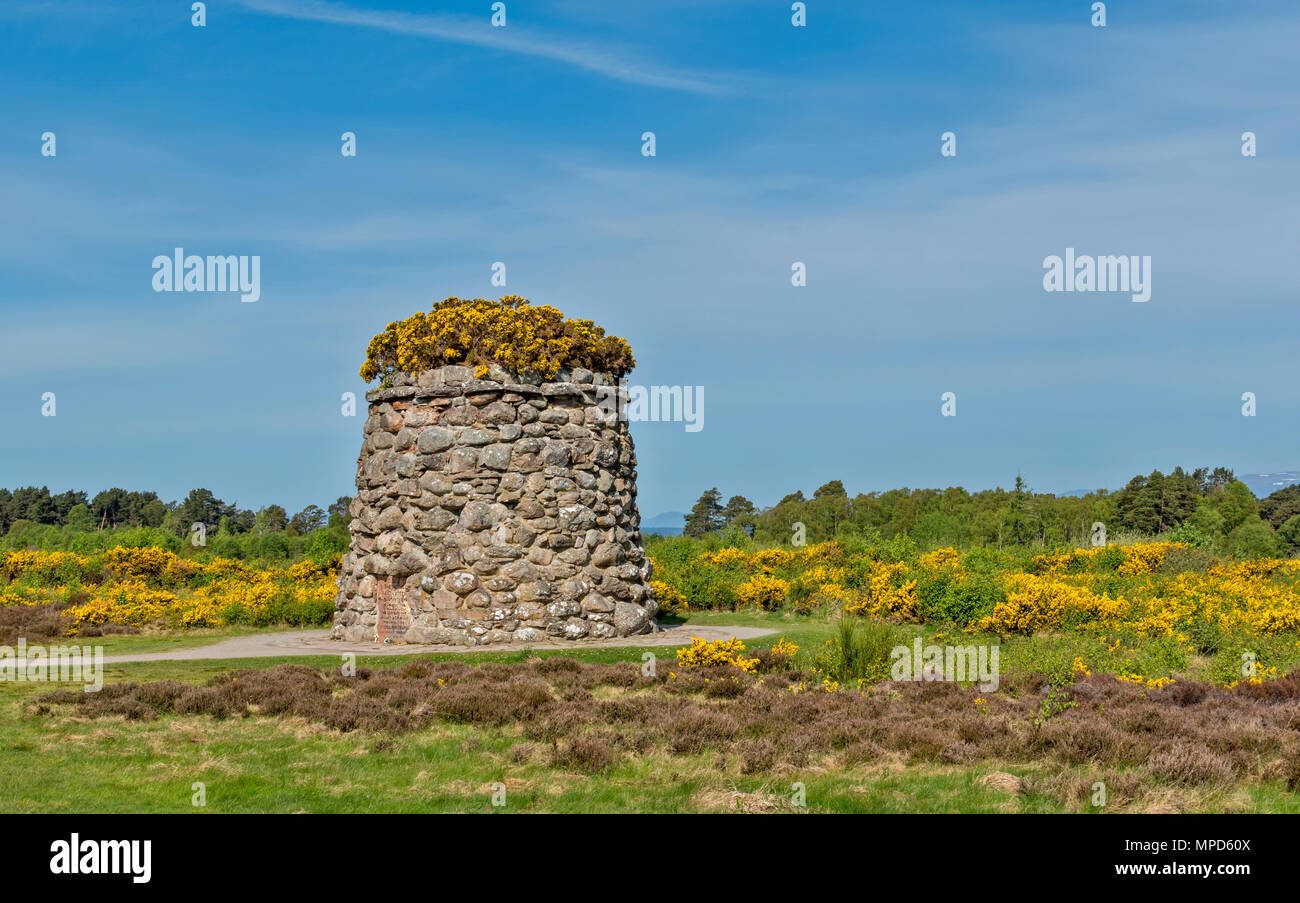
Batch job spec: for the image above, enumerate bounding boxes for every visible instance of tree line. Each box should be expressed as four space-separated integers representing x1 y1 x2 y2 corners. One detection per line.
0 485 351 539
683 466 1300 557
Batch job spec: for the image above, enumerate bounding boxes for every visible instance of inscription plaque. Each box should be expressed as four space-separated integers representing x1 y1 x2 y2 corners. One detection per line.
374 578 413 640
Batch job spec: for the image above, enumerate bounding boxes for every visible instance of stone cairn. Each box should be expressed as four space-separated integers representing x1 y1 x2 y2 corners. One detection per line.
332 363 656 644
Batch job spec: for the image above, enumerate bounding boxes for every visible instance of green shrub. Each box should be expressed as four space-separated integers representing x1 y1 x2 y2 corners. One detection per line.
208 535 245 560
677 566 737 610
945 575 1005 625
959 546 1018 578
253 532 290 561
1225 518 1280 560
812 618 903 684
1091 545 1126 573
1167 521 1213 550
306 526 349 568
115 527 182 553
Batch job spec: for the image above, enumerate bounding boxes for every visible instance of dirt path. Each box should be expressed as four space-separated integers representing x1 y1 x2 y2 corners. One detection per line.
96 623 777 665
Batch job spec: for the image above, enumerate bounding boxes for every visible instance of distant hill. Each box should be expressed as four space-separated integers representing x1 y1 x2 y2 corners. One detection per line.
1241 472 1300 499
642 511 685 536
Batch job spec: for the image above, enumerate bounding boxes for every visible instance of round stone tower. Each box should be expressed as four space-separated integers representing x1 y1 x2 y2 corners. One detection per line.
332 363 656 645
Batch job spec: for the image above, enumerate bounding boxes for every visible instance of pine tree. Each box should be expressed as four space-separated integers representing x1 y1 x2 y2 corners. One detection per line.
684 488 725 537
722 495 757 535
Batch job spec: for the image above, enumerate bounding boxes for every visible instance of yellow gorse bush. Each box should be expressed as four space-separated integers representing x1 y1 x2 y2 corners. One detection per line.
699 547 751 568
2 550 81 582
815 582 852 604
751 548 795 571
359 295 635 383
798 541 845 564
1 547 338 631
918 547 962 573
675 637 759 673
845 561 918 621
1116 541 1181 576
771 637 800 658
649 579 686 614
734 574 790 610
974 573 1121 634
649 538 1300 645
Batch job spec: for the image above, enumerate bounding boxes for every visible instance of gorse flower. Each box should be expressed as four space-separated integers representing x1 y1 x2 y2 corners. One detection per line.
675 637 759 673
649 579 686 614
698 548 750 568
648 540 1300 674
734 574 790 610
2 547 338 631
359 295 635 383
771 637 800 658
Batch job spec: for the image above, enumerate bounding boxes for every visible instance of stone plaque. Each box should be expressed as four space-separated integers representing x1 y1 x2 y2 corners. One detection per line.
374 578 412 641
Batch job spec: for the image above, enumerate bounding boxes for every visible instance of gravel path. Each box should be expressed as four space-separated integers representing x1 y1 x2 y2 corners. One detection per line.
97 623 777 665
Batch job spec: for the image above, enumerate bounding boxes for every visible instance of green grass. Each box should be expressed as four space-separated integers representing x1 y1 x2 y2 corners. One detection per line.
7 686 1294 813
2 611 1297 813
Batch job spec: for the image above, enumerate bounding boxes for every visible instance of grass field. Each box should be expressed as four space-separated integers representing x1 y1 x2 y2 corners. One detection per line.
3 611 1298 814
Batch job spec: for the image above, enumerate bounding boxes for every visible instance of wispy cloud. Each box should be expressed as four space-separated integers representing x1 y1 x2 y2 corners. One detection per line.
238 0 732 95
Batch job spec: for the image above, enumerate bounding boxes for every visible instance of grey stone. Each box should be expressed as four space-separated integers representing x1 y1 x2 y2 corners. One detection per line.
613 602 650 635
581 591 615 613
417 428 454 453
334 364 651 645
445 571 479 595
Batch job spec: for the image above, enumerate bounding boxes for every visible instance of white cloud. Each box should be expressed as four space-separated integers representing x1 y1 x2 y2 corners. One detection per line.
238 0 733 95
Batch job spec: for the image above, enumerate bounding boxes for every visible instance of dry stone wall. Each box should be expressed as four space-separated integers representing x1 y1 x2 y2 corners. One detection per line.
332 363 656 644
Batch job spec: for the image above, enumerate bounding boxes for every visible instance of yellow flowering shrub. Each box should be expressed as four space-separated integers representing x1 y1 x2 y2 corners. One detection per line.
2 546 338 631
650 579 685 614
734 574 790 610
1117 672 1176 690
1029 547 1094 575
918 547 962 573
975 574 1118 634
752 549 795 571
798 541 845 564
359 295 635 383
1118 542 1184 576
675 637 759 673
771 637 800 657
0 582 48 606
203 557 254 579
646 539 1300 647
699 548 751 568
103 546 178 581
288 559 326 581
1209 558 1300 581
802 563 848 585
2 550 81 582
64 581 177 626
815 582 852 603
845 561 918 621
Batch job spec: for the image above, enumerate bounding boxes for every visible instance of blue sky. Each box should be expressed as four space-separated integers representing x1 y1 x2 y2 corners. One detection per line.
1 0 1297 518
